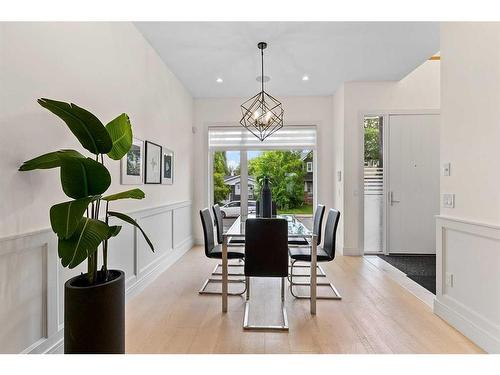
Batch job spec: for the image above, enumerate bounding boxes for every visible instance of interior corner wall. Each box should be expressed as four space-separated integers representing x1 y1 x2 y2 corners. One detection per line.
192 96 335 244
0 22 195 353
435 22 500 353
332 85 345 250
341 60 441 255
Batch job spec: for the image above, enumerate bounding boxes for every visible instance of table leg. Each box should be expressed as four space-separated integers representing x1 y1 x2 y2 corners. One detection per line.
222 235 228 313
310 234 317 315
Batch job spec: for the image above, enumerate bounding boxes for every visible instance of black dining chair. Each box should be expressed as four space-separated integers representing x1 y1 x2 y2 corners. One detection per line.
288 204 328 278
288 204 325 246
213 204 245 246
211 204 245 278
198 208 246 295
289 208 342 300
243 218 289 330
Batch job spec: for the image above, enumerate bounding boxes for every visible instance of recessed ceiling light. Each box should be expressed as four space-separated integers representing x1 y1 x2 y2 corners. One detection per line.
216 78 223 83
302 75 309 81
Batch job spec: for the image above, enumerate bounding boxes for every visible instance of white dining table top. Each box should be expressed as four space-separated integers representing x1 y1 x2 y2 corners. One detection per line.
225 214 313 238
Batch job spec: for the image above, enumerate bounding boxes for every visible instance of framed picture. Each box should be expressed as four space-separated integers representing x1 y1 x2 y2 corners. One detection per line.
121 137 144 185
144 141 162 184
162 148 174 185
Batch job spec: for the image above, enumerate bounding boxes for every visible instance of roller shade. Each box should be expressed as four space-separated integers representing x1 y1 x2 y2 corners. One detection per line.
208 126 316 150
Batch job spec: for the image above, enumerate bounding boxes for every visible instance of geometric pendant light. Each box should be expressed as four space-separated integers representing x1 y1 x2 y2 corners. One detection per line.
240 42 284 141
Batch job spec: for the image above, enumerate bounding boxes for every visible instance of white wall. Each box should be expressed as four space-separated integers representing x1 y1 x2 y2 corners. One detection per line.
193 96 334 243
435 23 500 353
332 85 345 248
0 22 195 353
0 22 194 238
340 60 441 255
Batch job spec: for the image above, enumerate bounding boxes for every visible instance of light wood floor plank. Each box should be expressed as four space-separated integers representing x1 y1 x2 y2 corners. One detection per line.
125 246 484 354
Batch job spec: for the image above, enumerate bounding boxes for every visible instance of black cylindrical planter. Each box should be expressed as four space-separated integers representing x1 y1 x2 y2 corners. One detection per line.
64 270 125 354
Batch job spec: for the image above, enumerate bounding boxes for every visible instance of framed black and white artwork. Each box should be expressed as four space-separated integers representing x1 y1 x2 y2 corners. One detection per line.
144 141 162 184
162 148 174 185
121 137 143 185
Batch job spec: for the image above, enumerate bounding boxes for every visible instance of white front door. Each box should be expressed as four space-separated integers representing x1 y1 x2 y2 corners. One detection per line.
388 114 440 254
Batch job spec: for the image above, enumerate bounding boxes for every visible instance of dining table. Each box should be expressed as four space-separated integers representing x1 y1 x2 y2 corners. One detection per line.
221 214 318 315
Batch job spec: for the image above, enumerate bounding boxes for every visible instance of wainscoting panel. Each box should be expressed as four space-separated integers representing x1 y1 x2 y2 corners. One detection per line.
0 201 193 354
435 216 500 353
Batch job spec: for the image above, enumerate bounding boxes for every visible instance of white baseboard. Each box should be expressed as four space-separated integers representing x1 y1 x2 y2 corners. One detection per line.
126 236 193 300
38 235 194 354
434 298 500 353
342 247 362 256
435 215 500 354
0 200 193 354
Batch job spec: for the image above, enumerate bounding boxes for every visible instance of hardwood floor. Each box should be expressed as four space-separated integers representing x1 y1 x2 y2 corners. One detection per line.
126 246 483 354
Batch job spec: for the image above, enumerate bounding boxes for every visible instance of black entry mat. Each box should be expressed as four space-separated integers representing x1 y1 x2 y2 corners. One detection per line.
377 254 436 294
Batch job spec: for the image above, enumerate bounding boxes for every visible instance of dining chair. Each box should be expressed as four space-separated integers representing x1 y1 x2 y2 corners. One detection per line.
211 204 245 277
198 208 246 295
288 204 328 278
213 204 245 246
288 204 325 246
243 218 289 330
289 208 342 300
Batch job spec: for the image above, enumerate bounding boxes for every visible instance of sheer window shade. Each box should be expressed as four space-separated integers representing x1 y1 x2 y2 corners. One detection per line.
208 126 317 150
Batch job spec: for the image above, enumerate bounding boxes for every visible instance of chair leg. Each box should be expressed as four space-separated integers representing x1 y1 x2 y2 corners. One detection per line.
288 263 327 277
289 260 342 300
213 258 245 276
243 277 288 331
199 263 247 295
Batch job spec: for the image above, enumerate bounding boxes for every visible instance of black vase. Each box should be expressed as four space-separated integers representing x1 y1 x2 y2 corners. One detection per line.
64 269 125 354
261 177 272 218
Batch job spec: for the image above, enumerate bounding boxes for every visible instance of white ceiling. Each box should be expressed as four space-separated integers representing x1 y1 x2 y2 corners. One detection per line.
135 22 439 98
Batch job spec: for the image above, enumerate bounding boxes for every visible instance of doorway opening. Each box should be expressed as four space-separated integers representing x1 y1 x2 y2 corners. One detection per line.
363 112 440 296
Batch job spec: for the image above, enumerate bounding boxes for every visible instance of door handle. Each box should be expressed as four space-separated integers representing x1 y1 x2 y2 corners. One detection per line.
389 191 400 206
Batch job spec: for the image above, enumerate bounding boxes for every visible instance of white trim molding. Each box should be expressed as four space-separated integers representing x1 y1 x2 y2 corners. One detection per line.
0 200 193 354
435 215 500 353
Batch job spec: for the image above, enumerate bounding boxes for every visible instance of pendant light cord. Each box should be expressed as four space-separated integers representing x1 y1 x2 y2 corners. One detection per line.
261 47 264 93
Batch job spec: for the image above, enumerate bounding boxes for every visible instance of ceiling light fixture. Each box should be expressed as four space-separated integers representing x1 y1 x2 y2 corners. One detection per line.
216 77 223 83
240 42 284 142
302 75 309 81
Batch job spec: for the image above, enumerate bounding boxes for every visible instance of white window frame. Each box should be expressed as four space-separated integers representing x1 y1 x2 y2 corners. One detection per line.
207 125 318 218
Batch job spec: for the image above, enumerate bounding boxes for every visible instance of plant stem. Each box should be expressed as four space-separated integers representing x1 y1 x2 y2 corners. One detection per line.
103 201 109 281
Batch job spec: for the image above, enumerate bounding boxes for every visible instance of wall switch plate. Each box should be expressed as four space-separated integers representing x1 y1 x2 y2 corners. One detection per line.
443 193 455 208
445 272 454 287
337 171 342 182
443 162 451 176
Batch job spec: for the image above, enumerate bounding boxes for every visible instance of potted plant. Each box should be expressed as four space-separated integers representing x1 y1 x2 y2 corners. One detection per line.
19 98 154 354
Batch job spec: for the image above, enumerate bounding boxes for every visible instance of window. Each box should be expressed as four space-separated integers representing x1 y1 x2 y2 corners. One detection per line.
364 115 384 253
209 127 317 226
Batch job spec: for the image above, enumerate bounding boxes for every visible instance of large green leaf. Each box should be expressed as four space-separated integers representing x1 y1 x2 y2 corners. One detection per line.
19 149 84 171
58 218 110 268
108 225 122 238
38 98 112 155
106 113 132 160
60 157 111 199
102 188 145 202
50 196 99 239
108 211 154 252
